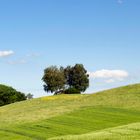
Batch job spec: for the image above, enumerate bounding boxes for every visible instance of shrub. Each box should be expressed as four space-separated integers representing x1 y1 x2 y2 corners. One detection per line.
0 84 27 106
65 88 80 94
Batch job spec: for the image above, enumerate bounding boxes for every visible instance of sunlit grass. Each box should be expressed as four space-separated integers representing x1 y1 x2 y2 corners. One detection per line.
49 123 140 140
0 84 140 139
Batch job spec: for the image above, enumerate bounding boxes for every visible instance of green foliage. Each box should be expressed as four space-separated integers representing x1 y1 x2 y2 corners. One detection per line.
42 64 89 94
64 64 89 92
0 84 26 106
42 66 66 94
65 88 80 94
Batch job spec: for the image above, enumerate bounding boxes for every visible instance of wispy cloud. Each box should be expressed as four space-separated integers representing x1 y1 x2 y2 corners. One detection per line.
105 79 115 83
0 50 14 57
117 0 123 4
7 52 41 65
88 69 129 83
7 59 27 65
26 53 40 58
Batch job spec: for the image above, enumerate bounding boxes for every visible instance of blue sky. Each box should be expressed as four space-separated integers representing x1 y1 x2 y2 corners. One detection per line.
0 0 140 97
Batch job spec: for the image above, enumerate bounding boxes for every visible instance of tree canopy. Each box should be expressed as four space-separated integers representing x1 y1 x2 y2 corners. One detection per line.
0 84 27 106
42 64 89 95
64 64 89 92
42 66 66 94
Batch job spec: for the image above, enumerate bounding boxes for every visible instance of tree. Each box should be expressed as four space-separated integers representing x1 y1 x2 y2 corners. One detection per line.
65 64 89 93
26 93 33 100
42 66 66 95
42 64 89 95
0 84 27 106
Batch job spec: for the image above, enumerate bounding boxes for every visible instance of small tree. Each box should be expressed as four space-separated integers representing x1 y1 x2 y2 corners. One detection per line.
26 93 33 100
42 66 66 95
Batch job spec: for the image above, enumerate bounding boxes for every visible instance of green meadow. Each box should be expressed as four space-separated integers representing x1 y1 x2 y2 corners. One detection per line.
0 84 140 140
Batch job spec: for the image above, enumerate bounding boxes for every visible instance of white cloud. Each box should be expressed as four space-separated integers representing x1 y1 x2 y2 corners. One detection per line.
0 50 14 57
88 69 129 83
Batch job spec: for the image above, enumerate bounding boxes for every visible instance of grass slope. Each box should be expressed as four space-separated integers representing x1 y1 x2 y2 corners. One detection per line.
0 84 140 140
50 123 140 140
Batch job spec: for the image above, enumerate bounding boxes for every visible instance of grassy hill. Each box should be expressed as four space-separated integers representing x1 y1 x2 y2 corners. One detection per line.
50 123 140 140
0 84 140 140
